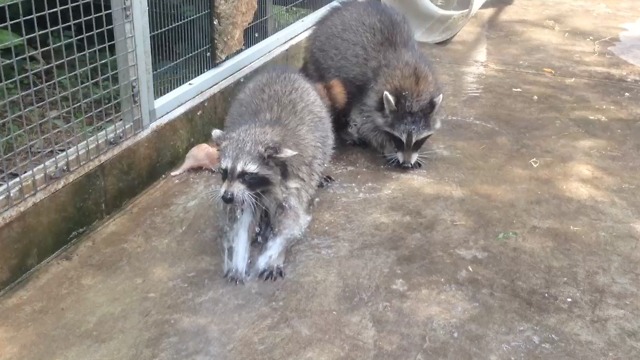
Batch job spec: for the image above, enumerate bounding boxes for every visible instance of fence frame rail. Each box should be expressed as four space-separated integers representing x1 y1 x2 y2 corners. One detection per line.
0 0 341 217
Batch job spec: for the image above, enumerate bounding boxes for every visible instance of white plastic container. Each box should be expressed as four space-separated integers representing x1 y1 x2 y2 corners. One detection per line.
382 0 487 44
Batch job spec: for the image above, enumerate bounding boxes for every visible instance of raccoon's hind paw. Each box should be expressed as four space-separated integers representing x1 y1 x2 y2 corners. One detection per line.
258 265 285 281
318 175 335 188
224 269 247 285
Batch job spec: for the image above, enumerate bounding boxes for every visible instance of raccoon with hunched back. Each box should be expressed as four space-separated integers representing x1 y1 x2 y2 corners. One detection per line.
210 66 334 284
302 0 444 169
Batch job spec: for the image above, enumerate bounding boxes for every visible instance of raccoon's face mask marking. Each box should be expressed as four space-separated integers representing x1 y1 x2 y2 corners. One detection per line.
218 161 274 208
380 91 443 169
212 128 297 209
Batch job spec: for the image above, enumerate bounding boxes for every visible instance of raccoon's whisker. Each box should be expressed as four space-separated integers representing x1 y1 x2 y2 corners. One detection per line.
225 204 232 219
417 154 435 160
239 192 251 213
244 192 261 216
209 188 223 201
247 192 266 212
254 192 271 212
247 194 258 215
387 157 400 165
205 188 221 196
252 199 263 216
416 153 435 159
254 190 268 202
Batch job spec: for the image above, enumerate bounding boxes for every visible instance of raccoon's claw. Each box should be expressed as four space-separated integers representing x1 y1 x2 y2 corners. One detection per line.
223 269 246 285
318 175 335 188
258 265 285 281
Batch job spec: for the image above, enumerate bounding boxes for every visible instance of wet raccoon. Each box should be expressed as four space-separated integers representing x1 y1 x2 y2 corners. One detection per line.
210 66 334 284
302 0 443 169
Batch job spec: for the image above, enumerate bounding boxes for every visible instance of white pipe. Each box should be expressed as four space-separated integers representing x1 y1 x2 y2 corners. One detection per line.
383 0 487 44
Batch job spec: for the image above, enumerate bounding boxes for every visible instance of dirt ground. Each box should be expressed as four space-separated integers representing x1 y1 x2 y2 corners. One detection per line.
1 0 639 359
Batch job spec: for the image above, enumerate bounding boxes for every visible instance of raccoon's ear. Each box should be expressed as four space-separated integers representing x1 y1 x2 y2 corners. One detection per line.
382 91 397 113
275 148 298 158
211 128 225 147
263 145 298 159
430 94 444 130
431 93 443 112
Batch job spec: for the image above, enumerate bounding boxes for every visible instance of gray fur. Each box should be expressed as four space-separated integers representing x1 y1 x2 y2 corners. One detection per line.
302 0 443 168
211 66 334 283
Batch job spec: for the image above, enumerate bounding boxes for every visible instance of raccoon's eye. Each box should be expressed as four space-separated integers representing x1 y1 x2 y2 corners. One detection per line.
239 172 272 191
241 173 257 183
220 168 228 181
384 131 405 151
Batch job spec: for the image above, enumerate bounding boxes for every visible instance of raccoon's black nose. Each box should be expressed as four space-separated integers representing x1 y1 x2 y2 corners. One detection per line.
221 191 234 204
401 162 413 169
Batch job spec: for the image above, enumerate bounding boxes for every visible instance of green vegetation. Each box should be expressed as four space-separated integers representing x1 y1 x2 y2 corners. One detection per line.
272 5 312 31
496 231 519 241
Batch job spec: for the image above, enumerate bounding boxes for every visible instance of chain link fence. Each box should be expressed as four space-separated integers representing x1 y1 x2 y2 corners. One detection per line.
1 0 335 214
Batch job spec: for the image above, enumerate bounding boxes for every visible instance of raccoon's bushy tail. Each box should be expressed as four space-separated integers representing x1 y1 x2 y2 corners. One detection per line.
314 79 347 112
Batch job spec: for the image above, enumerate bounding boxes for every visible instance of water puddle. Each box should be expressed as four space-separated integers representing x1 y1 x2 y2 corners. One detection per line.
609 19 640 67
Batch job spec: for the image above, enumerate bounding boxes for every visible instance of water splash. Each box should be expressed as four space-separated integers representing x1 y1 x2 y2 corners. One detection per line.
609 19 640 67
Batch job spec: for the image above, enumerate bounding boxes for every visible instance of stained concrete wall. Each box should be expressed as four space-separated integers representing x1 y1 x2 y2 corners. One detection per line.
0 39 307 291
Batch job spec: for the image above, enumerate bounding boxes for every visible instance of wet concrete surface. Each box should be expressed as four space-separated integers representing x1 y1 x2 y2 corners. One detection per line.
1 0 640 359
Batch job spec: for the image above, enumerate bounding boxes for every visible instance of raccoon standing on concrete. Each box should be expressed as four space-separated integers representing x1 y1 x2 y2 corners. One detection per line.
210 66 334 284
302 0 444 169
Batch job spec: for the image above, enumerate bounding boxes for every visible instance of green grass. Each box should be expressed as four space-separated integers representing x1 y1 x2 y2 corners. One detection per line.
272 5 313 31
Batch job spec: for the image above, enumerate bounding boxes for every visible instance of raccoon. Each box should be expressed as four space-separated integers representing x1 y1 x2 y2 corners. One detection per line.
302 0 443 169
210 66 334 284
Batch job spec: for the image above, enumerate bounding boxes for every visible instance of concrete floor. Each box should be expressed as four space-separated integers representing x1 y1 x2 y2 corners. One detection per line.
2 0 640 359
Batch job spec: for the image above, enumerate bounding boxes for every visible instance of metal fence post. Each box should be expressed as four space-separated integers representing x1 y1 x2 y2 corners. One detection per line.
111 0 141 131
131 0 156 127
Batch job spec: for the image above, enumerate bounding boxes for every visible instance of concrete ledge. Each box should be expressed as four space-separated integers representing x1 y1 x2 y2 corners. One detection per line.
0 35 308 292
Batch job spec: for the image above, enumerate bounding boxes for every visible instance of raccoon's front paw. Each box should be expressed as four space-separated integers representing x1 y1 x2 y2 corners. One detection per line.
224 268 247 285
339 130 367 148
346 138 368 148
258 265 285 281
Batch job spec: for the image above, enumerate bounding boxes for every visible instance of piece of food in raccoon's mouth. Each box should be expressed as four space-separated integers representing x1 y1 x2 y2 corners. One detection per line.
171 143 220 176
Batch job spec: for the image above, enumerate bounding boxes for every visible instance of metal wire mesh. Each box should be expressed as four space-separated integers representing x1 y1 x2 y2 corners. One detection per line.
242 0 332 54
0 0 141 212
1 0 334 213
149 0 333 99
149 0 213 99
